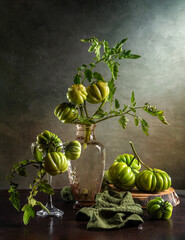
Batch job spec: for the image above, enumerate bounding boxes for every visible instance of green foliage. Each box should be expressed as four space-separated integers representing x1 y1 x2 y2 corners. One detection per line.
8 186 20 211
84 69 93 82
143 103 168 125
115 99 120 109
74 74 81 84
118 116 129 129
7 132 60 225
37 180 55 195
22 204 35 225
56 37 168 136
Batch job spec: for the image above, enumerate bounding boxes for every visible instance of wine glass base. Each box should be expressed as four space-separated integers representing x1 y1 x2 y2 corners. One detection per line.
36 206 64 218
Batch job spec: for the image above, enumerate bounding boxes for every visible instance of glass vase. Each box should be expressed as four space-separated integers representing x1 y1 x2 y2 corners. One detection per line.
36 174 64 217
67 124 105 209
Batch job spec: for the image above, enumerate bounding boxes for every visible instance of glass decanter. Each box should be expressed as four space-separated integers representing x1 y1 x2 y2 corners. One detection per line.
67 124 105 209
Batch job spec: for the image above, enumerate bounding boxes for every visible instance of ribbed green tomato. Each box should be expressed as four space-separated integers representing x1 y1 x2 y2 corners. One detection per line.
135 168 171 193
107 162 135 190
65 140 81 160
115 153 141 175
54 102 78 123
86 81 109 104
147 197 173 219
67 84 87 104
36 130 62 153
44 152 69 176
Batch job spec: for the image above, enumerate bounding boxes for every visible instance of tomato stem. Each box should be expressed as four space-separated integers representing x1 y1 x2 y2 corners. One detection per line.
129 141 152 171
83 101 89 118
93 99 106 116
79 106 85 117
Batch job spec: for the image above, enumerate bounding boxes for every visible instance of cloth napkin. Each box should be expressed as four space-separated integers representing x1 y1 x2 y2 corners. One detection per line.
76 190 143 230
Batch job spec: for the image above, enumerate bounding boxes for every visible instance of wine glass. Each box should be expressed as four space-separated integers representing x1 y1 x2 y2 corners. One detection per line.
36 173 64 217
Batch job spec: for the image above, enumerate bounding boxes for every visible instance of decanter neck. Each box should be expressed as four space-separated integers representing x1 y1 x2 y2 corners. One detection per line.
75 124 96 141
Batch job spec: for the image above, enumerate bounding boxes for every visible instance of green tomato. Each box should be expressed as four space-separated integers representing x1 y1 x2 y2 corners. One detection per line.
107 162 135 190
136 168 171 193
147 197 173 219
36 130 62 153
65 140 81 160
115 153 141 174
67 84 87 104
86 81 109 104
54 102 78 123
44 152 69 176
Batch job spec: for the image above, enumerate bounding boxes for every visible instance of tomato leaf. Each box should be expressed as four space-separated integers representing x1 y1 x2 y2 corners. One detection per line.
37 180 55 195
141 119 149 135
84 69 93 82
74 74 81 84
118 116 129 129
115 99 120 109
22 204 35 225
8 186 20 211
93 72 104 81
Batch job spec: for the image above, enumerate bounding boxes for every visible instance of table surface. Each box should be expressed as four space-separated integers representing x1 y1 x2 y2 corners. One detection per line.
0 190 185 240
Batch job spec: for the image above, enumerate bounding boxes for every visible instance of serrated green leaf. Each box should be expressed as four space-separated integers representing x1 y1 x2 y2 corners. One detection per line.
134 117 139 127
8 186 20 211
22 204 35 225
89 63 96 68
18 167 27 177
157 114 168 125
81 38 91 43
108 78 116 103
129 54 141 59
93 72 104 81
122 105 128 112
114 99 120 109
141 119 149 135
74 74 81 84
37 181 55 195
118 116 129 129
131 91 135 105
103 40 109 53
82 64 87 68
33 146 43 162
88 43 96 52
129 107 136 113
78 115 95 125
143 103 168 125
84 69 93 82
113 38 127 50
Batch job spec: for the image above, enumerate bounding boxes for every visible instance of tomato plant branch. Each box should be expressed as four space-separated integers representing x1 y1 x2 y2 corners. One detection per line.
93 99 106 116
129 141 152 171
94 106 143 124
83 101 89 118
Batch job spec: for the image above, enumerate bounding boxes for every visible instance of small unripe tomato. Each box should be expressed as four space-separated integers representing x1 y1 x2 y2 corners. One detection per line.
86 81 109 104
67 84 87 104
36 130 62 153
65 140 81 160
147 197 173 219
54 102 78 123
44 152 69 176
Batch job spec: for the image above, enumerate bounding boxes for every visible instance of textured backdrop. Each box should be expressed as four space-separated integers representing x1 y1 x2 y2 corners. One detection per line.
1 0 185 189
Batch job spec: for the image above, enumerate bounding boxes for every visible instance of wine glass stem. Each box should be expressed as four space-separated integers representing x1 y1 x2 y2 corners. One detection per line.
46 174 53 209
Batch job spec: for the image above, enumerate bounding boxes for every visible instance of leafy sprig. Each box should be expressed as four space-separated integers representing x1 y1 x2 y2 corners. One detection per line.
7 132 64 225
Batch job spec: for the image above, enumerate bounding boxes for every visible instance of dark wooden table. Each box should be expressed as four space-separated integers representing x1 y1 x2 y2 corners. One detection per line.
0 190 185 240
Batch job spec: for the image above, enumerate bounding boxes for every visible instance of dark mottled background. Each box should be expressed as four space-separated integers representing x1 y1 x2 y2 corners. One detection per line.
1 0 185 189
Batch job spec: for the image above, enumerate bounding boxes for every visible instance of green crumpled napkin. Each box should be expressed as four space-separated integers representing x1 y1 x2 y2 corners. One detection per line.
76 190 143 230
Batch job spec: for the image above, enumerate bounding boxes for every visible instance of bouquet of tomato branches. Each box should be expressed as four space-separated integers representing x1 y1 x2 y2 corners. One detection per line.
54 37 168 136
